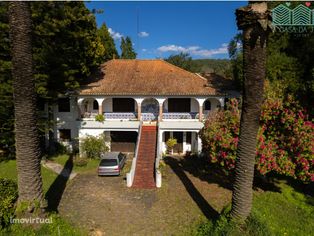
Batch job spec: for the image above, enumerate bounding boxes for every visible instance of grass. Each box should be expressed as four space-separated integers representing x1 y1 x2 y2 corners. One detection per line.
252 180 314 236
49 154 99 173
0 159 84 235
192 179 314 236
0 213 86 236
50 153 134 175
0 160 57 193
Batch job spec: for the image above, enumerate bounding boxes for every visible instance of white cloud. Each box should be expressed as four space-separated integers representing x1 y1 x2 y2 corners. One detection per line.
138 31 149 37
108 28 123 40
142 48 147 52
157 43 228 57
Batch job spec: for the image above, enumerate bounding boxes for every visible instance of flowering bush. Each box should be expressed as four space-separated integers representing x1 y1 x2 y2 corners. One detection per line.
200 97 314 182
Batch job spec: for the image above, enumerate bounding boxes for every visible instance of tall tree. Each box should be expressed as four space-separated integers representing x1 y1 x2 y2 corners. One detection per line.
120 36 136 59
97 23 118 61
9 1 44 210
0 2 14 157
1 2 105 156
165 53 201 73
230 2 270 221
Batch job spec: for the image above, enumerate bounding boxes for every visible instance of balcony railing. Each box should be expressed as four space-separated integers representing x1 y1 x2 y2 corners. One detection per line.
81 112 98 118
162 112 199 120
104 112 137 120
142 112 158 121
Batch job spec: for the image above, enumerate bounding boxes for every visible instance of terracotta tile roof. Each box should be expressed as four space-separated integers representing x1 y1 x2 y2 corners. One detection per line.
201 72 238 93
79 59 225 96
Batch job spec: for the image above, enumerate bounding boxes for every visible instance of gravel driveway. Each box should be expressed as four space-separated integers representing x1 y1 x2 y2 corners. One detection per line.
59 156 232 236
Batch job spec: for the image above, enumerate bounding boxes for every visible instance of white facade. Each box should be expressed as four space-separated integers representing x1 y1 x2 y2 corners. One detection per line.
53 95 225 155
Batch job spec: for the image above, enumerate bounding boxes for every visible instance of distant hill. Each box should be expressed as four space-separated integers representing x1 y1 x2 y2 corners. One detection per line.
193 59 231 78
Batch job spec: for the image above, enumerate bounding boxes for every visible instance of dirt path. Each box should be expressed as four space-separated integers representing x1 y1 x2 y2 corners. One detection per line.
59 156 232 236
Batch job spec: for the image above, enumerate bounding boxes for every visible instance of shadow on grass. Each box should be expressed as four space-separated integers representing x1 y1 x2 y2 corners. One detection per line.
164 156 219 220
45 156 73 212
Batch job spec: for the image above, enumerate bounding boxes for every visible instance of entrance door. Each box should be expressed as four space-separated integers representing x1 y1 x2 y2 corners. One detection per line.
173 132 183 153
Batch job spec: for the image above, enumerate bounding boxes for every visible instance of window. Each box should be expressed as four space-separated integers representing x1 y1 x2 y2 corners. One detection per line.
168 98 190 112
112 98 135 112
59 129 71 141
204 100 211 111
58 98 70 112
93 100 99 110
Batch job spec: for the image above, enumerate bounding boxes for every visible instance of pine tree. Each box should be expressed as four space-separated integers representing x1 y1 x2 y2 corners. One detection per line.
97 23 118 61
120 36 136 59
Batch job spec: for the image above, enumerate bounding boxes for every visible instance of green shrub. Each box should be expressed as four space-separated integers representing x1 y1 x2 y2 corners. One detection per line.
73 157 88 167
200 97 314 182
166 138 177 154
0 178 18 229
95 114 105 123
80 133 108 159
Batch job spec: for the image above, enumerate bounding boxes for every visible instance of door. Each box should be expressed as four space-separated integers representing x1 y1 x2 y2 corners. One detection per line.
173 132 183 153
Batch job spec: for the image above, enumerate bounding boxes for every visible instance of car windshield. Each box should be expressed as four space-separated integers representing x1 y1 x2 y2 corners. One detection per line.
100 159 118 166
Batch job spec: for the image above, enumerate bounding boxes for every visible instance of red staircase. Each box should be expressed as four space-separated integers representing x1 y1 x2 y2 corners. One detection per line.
132 125 157 189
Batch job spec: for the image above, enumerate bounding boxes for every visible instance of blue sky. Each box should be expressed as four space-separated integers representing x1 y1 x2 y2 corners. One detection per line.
85 1 246 59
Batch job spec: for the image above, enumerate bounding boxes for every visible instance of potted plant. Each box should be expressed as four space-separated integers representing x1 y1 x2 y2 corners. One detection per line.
95 114 105 123
166 137 177 155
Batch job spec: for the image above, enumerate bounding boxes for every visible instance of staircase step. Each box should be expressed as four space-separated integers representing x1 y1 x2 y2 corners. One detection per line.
132 125 157 189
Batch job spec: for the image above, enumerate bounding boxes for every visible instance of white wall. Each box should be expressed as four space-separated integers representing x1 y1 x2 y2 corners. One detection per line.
191 99 199 112
103 98 112 112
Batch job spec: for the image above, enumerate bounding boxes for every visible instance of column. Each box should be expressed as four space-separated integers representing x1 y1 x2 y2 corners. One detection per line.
137 103 142 121
159 104 163 121
199 105 203 121
182 132 186 154
156 98 166 121
134 98 144 121
95 98 105 115
196 98 206 122
158 130 163 156
197 134 202 153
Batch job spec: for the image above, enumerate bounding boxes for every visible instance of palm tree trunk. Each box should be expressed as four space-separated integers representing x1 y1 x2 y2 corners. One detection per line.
9 2 45 211
230 2 269 221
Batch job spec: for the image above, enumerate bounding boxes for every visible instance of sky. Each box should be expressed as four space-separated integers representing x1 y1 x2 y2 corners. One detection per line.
85 1 246 59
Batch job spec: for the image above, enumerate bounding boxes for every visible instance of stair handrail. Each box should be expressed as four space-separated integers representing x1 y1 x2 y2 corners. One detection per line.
126 120 143 187
155 122 162 188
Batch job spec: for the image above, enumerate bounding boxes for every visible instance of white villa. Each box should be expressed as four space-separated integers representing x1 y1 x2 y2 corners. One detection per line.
52 59 238 188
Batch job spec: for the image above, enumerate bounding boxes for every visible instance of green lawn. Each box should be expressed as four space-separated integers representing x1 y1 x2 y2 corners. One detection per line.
252 180 314 236
193 179 314 236
0 159 85 235
49 154 99 173
0 160 57 193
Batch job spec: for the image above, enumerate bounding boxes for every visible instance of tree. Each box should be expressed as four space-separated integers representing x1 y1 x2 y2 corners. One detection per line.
1 2 105 156
230 2 271 221
165 53 201 73
0 2 14 157
31 2 105 153
97 23 118 61
8 1 45 211
120 36 136 59
228 33 243 89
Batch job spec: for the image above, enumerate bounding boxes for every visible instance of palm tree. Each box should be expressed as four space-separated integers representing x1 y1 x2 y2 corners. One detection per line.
230 2 271 221
9 2 45 212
